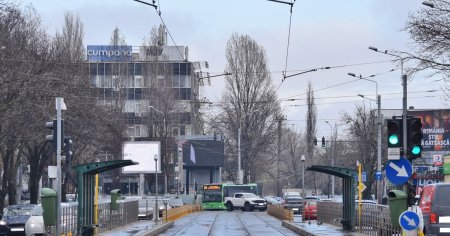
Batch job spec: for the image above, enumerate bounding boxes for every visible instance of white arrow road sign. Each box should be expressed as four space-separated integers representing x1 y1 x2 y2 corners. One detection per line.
388 162 408 177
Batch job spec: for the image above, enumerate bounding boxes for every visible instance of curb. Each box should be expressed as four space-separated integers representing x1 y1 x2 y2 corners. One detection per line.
282 221 313 236
135 221 174 236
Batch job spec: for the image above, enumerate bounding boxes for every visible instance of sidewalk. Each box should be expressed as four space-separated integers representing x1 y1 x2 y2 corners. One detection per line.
96 220 173 236
284 220 368 236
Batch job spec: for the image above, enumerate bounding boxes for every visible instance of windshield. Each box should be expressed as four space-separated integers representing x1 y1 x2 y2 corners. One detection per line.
4 205 34 216
203 190 223 202
243 193 257 198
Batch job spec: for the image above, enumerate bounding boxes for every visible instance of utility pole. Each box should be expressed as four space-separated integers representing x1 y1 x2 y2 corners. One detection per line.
277 116 285 197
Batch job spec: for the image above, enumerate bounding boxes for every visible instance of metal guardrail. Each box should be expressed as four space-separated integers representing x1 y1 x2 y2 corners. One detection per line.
59 201 138 235
317 201 401 235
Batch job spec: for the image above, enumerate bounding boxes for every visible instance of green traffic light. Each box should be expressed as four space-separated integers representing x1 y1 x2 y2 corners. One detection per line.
411 146 421 155
389 134 399 145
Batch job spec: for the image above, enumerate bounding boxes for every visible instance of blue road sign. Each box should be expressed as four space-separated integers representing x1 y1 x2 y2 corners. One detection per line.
399 210 420 231
375 171 382 181
386 157 412 185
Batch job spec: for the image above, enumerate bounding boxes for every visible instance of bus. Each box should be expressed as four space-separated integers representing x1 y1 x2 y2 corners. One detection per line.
202 183 260 210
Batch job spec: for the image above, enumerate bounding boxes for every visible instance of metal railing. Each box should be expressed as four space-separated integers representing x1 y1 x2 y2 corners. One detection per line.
59 200 138 235
317 201 401 235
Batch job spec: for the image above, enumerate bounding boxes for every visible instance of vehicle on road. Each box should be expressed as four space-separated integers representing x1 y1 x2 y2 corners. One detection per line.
202 183 260 210
419 183 450 235
0 204 38 236
225 192 267 211
302 200 317 220
263 196 283 206
284 196 303 214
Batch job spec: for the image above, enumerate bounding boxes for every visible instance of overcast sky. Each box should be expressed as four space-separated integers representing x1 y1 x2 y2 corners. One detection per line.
20 0 446 138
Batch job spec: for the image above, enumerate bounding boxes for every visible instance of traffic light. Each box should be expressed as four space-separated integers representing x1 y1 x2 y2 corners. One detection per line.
386 119 402 148
321 136 325 147
313 137 317 145
407 117 423 159
45 120 64 151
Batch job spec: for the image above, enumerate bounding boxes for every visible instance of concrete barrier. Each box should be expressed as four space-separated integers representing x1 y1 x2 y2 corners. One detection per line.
135 221 174 236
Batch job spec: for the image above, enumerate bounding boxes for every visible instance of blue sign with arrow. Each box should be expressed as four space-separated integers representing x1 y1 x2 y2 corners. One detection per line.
386 157 412 185
399 210 419 231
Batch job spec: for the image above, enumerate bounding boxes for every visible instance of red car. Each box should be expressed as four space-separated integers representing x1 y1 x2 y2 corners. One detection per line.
302 200 317 220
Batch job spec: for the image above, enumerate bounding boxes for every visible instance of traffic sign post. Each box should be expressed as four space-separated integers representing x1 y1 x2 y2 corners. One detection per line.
386 157 413 185
399 210 420 231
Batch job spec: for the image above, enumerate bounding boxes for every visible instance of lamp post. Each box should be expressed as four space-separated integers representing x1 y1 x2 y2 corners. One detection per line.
369 46 407 198
348 72 383 203
154 154 159 222
301 155 305 198
237 110 260 184
324 121 334 198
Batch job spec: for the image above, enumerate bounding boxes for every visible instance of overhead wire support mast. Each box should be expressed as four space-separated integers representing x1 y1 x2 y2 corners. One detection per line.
267 0 296 84
283 67 331 79
132 0 157 9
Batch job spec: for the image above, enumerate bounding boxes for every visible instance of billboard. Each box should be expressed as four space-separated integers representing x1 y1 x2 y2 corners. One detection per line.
87 45 132 62
409 109 450 151
182 140 224 167
122 141 160 173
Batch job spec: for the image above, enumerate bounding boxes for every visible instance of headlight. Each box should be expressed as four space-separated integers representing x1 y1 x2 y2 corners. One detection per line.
0 220 7 226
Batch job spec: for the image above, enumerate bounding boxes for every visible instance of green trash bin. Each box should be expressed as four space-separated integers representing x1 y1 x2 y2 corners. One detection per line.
41 188 57 226
387 190 407 228
110 189 121 210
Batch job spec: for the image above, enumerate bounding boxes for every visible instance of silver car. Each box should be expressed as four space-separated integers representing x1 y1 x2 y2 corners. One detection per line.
24 205 44 236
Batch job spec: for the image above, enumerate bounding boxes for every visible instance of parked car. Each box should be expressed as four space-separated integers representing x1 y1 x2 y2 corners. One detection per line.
24 205 44 236
168 198 184 208
283 196 303 214
419 183 450 235
137 199 153 220
302 200 317 220
304 196 320 201
264 196 283 206
0 204 39 235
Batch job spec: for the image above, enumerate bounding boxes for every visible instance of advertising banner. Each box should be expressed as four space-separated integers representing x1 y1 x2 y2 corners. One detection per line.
409 110 450 151
182 140 224 167
87 45 132 62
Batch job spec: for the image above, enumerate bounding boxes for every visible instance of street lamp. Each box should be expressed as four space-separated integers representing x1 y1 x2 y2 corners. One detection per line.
237 109 260 184
154 154 159 222
369 46 407 200
301 155 305 198
348 72 383 203
324 121 334 198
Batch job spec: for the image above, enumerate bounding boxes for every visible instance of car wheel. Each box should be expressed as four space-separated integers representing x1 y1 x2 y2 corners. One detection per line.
244 202 252 211
226 202 234 211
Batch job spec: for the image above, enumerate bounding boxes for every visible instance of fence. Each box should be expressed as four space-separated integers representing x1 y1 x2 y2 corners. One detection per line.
267 204 293 221
317 201 401 235
59 200 138 235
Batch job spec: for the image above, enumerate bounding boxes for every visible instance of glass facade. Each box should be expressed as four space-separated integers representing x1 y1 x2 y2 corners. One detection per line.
88 61 194 137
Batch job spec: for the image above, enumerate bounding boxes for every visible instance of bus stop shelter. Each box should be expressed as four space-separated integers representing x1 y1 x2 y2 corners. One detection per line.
307 165 357 231
75 160 137 236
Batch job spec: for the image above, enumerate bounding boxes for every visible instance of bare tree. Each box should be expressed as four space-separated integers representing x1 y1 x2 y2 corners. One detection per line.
342 103 378 199
405 0 450 100
219 33 281 183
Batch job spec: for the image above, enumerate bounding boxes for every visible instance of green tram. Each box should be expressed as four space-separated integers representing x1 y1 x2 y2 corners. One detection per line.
202 183 259 210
